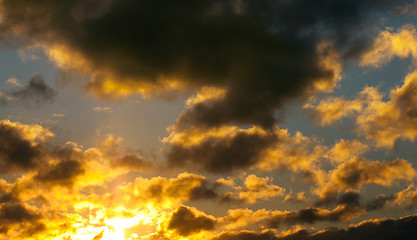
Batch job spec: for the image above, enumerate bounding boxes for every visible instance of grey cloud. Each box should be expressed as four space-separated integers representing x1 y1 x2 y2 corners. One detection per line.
365 194 395 211
0 203 45 236
168 205 216 236
11 74 57 104
110 154 151 171
34 159 84 186
167 129 278 173
267 205 364 228
0 0 412 128
0 122 43 173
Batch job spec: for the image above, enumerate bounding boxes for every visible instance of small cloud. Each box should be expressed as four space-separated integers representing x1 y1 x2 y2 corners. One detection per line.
52 113 65 118
6 77 23 87
93 106 113 113
11 73 57 104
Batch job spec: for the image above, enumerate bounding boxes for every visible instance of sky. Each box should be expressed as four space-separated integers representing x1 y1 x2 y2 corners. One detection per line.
1 0 417 239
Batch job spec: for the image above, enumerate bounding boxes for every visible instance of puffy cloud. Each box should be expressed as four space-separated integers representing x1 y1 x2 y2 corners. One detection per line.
314 157 416 206
93 106 112 113
307 25 417 147
325 139 369 164
109 154 151 171
6 77 22 87
219 204 366 232
330 157 416 188
94 134 154 172
11 73 57 104
393 184 417 208
113 172 218 208
165 125 327 179
0 0 407 128
360 25 417 68
267 205 366 228
365 194 395 211
212 214 417 240
167 205 216 236
211 230 277 240
218 208 270 231
223 174 285 204
283 192 308 204
165 126 278 173
34 157 84 187
257 129 327 184
355 72 417 147
0 202 45 237
0 119 52 173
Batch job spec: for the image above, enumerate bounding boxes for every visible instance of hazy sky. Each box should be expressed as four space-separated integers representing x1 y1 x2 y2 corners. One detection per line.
1 1 417 239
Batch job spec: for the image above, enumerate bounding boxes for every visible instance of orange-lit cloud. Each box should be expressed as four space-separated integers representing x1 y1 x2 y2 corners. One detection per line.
360 25 417 68
307 70 417 147
223 174 285 204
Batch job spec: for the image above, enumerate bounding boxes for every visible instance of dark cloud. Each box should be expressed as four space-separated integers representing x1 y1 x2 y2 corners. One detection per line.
188 181 218 201
168 205 216 236
0 121 43 173
267 205 364 228
110 154 151 171
31 143 85 187
212 214 417 240
0 203 44 236
331 158 415 188
316 191 361 207
365 194 395 211
316 191 394 212
11 74 57 104
167 129 278 173
35 159 84 186
211 231 277 240
338 191 361 207
0 119 86 187
0 0 411 128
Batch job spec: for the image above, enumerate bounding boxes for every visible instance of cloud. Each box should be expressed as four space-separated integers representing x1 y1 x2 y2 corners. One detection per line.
303 96 363 125
0 203 45 237
330 157 416 188
313 157 416 206
393 184 417 208
111 172 218 209
35 158 84 187
6 77 22 87
267 205 366 228
109 154 151 171
325 139 369 164
212 214 417 240
223 174 285 204
219 204 366 232
52 113 66 118
360 25 417 68
306 25 417 148
365 194 395 211
167 205 216 236
93 106 113 113
1 0 409 128
165 126 278 173
11 73 57 104
283 192 308 204
0 119 52 173
211 230 277 240
165 125 327 177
